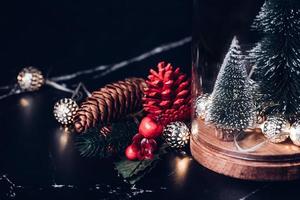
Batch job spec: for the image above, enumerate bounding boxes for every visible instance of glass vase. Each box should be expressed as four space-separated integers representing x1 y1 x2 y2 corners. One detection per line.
191 0 300 181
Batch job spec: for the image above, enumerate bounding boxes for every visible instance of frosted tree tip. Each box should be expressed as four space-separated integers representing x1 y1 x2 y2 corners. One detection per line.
230 36 240 49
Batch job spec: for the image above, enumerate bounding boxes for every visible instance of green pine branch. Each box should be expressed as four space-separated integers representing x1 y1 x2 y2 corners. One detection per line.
75 120 138 158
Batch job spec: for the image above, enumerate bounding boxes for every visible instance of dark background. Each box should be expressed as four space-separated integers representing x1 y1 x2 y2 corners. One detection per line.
1 0 300 200
0 0 190 86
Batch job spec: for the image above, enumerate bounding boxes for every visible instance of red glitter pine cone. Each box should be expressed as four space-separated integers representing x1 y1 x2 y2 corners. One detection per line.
143 61 191 126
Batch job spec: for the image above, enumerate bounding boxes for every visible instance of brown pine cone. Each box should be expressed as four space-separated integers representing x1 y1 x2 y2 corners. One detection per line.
74 78 146 133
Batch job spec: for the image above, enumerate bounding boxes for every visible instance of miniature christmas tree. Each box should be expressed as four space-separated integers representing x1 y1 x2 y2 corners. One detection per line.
207 37 254 130
248 0 300 119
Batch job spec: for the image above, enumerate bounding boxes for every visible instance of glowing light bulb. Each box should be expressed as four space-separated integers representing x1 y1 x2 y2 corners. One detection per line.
22 73 33 88
53 98 78 125
56 104 70 118
17 67 44 91
290 121 300 146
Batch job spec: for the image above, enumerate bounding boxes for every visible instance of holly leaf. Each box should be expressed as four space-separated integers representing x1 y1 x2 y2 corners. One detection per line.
114 144 168 184
114 156 159 185
127 160 159 184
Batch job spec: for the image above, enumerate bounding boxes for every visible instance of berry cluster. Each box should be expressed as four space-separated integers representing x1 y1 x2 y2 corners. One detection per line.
125 116 162 160
125 133 157 160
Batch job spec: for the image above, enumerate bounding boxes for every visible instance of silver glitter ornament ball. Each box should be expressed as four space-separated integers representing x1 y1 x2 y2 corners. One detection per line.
195 93 211 119
290 120 300 146
262 116 290 143
53 98 79 125
17 67 44 91
163 121 190 149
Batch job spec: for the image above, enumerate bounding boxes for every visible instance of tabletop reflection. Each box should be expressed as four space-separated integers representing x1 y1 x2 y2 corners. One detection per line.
172 156 191 186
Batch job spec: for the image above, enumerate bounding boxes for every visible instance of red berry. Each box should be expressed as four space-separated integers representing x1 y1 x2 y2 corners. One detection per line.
130 142 140 152
137 152 145 161
125 145 139 160
143 150 154 160
140 138 157 152
137 149 154 160
132 133 143 143
139 116 163 139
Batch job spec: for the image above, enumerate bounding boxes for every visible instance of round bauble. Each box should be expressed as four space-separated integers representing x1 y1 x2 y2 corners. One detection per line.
262 116 290 143
139 116 163 139
53 98 79 125
290 120 300 146
125 145 139 160
195 93 211 119
163 121 190 149
17 67 44 91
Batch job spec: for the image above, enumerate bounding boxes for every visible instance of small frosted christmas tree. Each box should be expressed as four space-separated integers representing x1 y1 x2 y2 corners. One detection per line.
207 37 254 130
248 0 300 119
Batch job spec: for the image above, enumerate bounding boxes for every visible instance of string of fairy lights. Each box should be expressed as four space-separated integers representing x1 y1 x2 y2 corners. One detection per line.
0 37 191 127
195 94 300 150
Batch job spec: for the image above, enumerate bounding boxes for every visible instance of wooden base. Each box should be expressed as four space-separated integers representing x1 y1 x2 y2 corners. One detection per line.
190 119 300 181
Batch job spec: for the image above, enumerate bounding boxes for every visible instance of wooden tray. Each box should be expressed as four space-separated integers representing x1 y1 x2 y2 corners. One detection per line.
190 119 300 181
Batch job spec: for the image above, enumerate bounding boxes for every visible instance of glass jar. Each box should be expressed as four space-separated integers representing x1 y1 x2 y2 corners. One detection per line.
191 0 300 181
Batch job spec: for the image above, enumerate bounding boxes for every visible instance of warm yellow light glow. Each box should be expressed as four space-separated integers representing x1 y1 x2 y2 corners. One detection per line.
283 144 300 151
64 127 69 132
191 120 199 137
20 98 30 107
55 127 70 152
176 157 190 176
60 132 69 148
173 156 191 185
